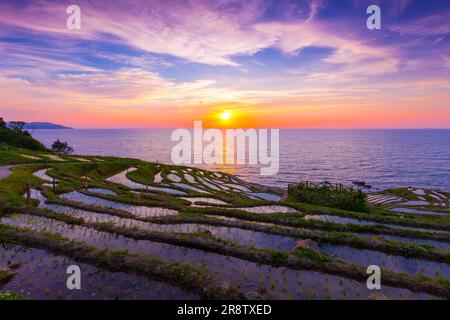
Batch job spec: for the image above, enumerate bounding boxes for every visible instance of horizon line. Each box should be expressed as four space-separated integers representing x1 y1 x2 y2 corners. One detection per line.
30 127 450 130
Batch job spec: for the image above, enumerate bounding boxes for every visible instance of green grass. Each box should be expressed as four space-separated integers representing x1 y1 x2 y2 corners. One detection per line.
293 247 331 263
126 164 158 184
0 166 43 210
0 143 47 166
50 161 133 181
270 250 288 263
288 182 369 212
386 187 419 201
0 291 25 300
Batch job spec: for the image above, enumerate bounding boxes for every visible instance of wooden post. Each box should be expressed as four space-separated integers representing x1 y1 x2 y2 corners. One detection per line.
26 184 31 205
52 177 56 193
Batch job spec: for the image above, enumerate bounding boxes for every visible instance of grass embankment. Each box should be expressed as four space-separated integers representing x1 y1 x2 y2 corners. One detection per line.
192 206 450 242
0 144 47 166
282 195 450 229
0 166 44 210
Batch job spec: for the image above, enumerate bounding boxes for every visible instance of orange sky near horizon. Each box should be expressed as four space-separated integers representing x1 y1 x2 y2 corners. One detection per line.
2 91 449 129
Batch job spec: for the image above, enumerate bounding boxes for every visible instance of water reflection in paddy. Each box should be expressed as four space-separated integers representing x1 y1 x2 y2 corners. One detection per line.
321 244 449 278
34 197 301 251
391 207 449 217
304 215 449 234
0 216 437 300
87 188 117 196
238 205 297 214
0 245 199 300
60 191 178 218
33 169 55 182
248 193 282 201
107 169 186 195
30 189 298 250
173 183 209 193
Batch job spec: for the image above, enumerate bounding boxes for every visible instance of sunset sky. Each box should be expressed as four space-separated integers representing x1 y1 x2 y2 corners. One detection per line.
0 0 449 128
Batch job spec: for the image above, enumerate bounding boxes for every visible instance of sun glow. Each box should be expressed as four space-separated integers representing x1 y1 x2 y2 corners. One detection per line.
220 110 232 121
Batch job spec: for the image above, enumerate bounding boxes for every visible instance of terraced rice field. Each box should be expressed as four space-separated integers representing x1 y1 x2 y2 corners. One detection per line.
1 160 449 300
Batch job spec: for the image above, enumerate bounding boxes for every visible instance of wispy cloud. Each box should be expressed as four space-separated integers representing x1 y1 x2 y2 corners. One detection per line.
389 11 450 37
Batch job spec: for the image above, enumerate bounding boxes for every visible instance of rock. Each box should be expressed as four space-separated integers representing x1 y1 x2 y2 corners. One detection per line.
0 267 16 286
352 181 371 188
293 239 322 254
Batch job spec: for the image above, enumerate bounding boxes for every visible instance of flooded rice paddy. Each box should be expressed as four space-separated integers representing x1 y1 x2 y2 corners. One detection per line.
1 165 448 300
60 191 178 218
0 215 439 300
0 245 198 300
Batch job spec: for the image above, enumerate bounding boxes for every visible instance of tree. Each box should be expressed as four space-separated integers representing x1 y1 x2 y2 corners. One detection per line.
0 119 47 151
9 121 26 133
51 139 74 154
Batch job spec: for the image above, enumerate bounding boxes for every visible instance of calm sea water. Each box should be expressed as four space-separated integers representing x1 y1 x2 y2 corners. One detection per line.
31 129 450 191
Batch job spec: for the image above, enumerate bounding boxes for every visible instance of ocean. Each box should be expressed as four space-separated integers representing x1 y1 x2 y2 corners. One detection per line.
30 129 450 191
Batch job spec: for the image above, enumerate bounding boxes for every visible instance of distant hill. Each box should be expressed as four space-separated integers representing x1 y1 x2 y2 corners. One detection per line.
7 122 72 129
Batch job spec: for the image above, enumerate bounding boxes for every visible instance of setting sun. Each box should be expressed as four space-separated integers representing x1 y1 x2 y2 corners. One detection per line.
220 111 232 121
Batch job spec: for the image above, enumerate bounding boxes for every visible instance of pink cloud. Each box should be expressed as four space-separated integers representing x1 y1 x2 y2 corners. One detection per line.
0 0 396 69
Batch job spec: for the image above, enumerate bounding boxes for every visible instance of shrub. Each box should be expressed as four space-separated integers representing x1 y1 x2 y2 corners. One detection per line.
8 121 26 133
288 181 369 212
51 139 74 154
271 250 288 263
